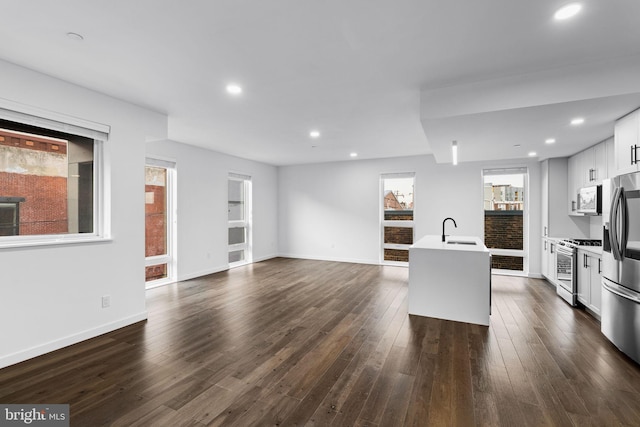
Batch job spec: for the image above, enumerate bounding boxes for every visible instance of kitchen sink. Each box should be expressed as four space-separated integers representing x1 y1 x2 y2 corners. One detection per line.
447 240 477 245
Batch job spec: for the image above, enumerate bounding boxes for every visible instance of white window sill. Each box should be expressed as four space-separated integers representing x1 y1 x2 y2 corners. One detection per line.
0 235 112 250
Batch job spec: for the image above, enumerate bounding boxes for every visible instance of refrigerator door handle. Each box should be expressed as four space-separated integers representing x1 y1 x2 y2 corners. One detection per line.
610 187 622 261
603 280 640 304
621 188 629 258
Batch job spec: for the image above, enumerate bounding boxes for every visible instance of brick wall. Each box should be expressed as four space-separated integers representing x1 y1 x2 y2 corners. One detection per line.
384 211 413 221
384 249 409 262
145 264 167 282
491 255 524 271
0 130 67 154
485 211 524 270
0 171 68 235
383 210 413 262
145 184 166 258
384 226 413 245
484 210 523 250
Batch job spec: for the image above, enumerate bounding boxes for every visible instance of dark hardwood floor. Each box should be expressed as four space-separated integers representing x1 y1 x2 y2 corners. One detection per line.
2 258 640 426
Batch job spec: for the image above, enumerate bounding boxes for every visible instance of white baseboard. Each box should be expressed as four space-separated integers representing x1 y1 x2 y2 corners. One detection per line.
0 311 148 369
177 264 229 282
277 253 379 266
253 254 278 263
175 255 278 282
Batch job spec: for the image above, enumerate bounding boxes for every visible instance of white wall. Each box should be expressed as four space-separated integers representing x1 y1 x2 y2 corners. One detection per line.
146 140 278 281
0 60 167 368
278 155 542 274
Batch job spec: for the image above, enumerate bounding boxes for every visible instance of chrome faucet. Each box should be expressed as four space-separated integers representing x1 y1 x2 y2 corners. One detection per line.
442 217 457 242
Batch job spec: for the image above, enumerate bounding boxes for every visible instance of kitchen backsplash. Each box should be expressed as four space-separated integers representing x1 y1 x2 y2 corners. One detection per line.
590 215 603 240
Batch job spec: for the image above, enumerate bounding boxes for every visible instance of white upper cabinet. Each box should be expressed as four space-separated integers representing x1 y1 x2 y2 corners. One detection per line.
593 141 607 183
542 159 549 235
606 137 615 178
567 155 580 215
614 109 640 176
567 137 612 216
544 158 586 235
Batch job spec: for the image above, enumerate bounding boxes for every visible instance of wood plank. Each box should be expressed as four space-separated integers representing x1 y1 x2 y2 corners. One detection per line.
0 259 639 426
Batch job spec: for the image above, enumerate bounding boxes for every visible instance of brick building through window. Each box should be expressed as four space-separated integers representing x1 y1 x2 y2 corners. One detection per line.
0 125 94 237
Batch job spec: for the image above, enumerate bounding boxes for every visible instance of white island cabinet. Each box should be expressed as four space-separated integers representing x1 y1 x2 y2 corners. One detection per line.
408 235 491 326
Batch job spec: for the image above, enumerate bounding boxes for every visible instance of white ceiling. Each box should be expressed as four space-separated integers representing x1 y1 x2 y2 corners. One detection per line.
1 1 640 166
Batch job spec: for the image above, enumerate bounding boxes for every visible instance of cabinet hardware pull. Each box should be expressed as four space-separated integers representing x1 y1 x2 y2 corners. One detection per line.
572 200 576 211
584 253 588 268
598 258 601 274
632 145 638 165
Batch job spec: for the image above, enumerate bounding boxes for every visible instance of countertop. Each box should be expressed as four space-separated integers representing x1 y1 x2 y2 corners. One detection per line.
411 235 489 253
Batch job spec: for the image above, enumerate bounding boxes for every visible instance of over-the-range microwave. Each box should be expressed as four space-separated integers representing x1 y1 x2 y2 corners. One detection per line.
577 184 602 215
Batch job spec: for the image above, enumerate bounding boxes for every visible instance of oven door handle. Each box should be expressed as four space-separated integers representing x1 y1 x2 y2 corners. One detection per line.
556 246 573 256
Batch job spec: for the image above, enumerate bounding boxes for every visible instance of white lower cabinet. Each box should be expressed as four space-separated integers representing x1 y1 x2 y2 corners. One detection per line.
541 238 549 278
577 249 602 317
542 238 557 286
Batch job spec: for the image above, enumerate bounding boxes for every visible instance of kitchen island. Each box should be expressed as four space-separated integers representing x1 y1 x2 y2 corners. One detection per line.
408 235 491 326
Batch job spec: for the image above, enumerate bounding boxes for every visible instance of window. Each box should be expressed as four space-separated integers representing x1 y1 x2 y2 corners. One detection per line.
483 168 528 273
381 173 415 265
228 174 252 267
0 111 107 246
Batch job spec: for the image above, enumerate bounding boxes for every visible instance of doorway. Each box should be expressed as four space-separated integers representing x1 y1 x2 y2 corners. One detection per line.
483 168 528 274
228 173 252 267
145 159 177 287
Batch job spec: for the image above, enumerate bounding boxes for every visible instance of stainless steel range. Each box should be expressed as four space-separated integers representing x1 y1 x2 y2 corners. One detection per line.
555 239 602 306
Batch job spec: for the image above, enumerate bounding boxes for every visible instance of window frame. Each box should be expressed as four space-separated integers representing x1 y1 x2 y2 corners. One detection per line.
228 173 252 268
482 167 529 275
144 158 177 288
0 102 110 248
380 172 416 266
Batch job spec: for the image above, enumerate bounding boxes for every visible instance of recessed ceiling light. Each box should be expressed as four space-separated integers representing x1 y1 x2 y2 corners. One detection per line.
66 32 84 42
554 3 582 20
310 130 320 138
571 117 585 125
350 152 358 158
545 138 556 144
226 84 242 95
528 151 537 157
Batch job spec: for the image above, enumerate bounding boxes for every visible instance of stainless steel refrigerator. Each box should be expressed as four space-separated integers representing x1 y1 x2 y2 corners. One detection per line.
602 171 640 364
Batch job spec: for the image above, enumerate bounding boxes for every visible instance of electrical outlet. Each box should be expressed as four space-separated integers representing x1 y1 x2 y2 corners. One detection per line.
101 295 110 308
